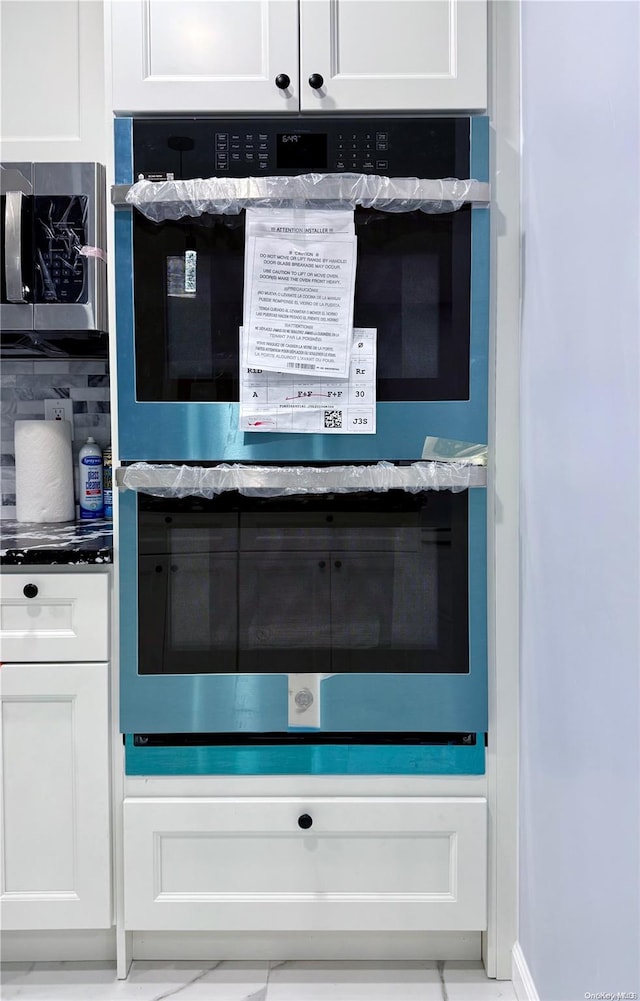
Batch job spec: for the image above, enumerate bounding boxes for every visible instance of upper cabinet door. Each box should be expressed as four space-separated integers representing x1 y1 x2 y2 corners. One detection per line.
0 0 107 162
299 0 487 112
110 0 299 113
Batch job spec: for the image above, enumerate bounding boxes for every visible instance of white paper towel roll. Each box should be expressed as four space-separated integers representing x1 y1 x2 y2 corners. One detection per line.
14 420 75 523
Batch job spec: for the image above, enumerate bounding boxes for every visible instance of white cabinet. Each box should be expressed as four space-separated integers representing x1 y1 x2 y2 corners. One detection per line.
110 0 486 114
0 662 112 929
0 571 111 931
124 796 487 931
111 0 299 113
0 572 109 664
0 0 107 162
299 0 487 112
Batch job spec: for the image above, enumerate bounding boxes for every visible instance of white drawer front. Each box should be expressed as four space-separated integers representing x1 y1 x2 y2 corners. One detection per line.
124 797 487 932
0 573 109 662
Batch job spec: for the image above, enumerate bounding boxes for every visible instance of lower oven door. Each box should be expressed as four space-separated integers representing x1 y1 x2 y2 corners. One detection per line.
119 484 487 749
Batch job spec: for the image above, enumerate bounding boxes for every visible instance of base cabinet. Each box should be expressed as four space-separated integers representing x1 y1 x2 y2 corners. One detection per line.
0 663 111 929
124 796 486 931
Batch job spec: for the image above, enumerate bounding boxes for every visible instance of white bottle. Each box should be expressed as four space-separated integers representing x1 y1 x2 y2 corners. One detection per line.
79 437 103 519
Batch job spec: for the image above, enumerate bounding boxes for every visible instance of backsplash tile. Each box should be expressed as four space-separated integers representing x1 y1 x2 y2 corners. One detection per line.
0 359 111 518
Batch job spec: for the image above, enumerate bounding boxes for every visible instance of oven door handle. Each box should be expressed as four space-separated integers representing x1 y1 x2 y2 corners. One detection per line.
4 191 28 302
116 461 487 495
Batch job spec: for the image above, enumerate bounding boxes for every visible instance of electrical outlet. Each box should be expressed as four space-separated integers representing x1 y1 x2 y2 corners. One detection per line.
44 398 74 437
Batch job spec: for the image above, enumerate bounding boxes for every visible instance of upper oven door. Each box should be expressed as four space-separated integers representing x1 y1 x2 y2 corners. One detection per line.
115 117 489 462
132 205 471 406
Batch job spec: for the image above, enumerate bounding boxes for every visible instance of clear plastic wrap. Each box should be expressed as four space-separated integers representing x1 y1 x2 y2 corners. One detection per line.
118 460 487 499
125 174 490 223
421 436 487 465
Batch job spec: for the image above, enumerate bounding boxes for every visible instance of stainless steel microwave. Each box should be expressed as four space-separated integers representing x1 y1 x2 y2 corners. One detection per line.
1 161 108 356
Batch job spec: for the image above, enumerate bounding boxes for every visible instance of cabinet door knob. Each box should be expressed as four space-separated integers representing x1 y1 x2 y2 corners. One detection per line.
298 813 313 830
308 73 324 90
23 583 38 599
275 73 291 90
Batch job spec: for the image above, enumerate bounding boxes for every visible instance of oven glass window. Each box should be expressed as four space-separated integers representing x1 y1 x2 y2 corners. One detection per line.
137 489 469 675
132 206 471 403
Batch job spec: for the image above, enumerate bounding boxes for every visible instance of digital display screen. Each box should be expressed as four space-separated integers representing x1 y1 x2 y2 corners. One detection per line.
277 133 328 169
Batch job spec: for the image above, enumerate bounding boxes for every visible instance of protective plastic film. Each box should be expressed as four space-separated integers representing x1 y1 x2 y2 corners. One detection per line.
118 459 487 499
421 436 487 465
125 174 490 223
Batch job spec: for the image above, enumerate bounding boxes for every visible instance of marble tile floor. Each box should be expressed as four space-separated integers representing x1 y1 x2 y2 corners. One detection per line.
0 960 517 1001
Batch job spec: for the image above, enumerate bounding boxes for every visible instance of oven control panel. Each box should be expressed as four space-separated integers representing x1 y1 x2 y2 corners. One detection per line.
133 117 470 181
213 128 390 174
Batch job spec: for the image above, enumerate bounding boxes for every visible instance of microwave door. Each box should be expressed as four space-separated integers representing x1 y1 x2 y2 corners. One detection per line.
0 163 34 331
32 162 107 334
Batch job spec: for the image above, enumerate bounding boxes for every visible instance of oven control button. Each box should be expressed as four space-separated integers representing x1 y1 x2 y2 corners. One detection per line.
376 160 388 170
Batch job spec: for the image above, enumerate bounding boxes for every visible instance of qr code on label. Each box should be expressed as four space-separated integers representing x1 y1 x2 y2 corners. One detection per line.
324 409 343 429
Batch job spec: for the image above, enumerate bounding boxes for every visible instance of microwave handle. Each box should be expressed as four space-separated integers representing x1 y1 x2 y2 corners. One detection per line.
4 190 27 302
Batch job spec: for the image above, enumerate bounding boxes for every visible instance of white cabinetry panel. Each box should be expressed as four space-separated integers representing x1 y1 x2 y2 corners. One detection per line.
299 0 487 111
124 797 486 931
109 0 486 114
0 573 109 663
0 663 111 929
0 0 106 161
111 0 299 113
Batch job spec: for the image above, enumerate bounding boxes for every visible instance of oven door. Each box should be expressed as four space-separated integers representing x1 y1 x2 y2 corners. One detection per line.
119 483 487 755
114 118 488 462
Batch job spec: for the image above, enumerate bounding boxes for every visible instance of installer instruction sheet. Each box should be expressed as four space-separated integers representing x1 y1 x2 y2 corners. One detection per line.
243 208 357 379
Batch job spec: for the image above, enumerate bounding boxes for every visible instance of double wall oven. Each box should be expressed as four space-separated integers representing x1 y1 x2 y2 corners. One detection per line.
114 115 489 774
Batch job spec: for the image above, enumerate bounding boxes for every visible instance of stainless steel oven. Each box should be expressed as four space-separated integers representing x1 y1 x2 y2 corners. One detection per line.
119 462 487 776
113 115 489 461
114 115 490 775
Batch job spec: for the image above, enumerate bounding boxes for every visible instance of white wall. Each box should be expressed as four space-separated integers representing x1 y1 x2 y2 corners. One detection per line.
519 3 640 999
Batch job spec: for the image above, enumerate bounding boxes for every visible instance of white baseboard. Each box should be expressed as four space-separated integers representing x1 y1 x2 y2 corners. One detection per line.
132 931 482 962
0 929 116 963
512 941 540 1001
0 929 481 965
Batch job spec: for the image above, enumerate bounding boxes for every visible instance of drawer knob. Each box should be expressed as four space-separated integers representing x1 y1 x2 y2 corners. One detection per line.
23 583 38 599
298 813 313 830
308 73 324 90
275 73 291 90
